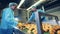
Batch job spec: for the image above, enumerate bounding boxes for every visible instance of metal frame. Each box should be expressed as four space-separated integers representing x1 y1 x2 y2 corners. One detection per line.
35 12 59 34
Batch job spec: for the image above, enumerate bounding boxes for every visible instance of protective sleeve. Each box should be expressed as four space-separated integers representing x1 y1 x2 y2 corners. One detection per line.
28 12 35 22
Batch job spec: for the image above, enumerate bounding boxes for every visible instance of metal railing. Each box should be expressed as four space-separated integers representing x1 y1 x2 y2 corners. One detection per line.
35 12 59 34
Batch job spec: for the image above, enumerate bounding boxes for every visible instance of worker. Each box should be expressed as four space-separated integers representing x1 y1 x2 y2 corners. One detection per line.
0 2 24 34
27 6 46 23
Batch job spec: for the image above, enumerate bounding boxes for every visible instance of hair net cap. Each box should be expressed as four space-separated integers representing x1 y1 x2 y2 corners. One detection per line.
9 2 17 7
32 6 36 8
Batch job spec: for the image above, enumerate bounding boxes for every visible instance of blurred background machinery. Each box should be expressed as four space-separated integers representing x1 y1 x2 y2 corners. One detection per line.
0 0 60 22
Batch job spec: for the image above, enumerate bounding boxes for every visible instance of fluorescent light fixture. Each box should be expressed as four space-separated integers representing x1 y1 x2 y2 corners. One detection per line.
27 0 46 10
17 0 25 9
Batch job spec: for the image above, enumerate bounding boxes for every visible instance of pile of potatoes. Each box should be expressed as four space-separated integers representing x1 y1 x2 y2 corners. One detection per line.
17 23 60 34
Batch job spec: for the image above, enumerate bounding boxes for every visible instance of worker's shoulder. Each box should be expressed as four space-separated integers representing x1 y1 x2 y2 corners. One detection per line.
3 8 10 11
32 12 35 14
37 9 43 12
2 8 11 13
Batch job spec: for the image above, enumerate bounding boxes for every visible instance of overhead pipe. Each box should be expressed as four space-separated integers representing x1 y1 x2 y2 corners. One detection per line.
26 0 46 10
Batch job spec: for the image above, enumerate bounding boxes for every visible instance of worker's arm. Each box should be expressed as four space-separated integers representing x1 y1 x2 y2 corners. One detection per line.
28 12 35 22
37 9 46 21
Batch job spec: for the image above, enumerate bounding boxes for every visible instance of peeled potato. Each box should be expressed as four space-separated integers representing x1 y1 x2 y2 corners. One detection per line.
57 30 60 34
17 22 60 34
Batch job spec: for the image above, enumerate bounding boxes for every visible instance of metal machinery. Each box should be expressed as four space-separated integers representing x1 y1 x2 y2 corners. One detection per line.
35 12 59 34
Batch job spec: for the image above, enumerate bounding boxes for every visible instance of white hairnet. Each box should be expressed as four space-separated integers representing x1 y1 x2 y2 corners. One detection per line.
9 2 17 7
